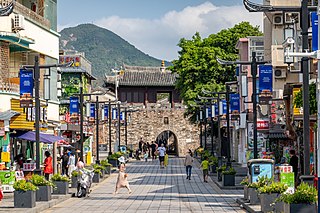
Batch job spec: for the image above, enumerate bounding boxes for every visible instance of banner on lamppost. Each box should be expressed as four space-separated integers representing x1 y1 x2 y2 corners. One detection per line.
19 69 34 108
104 105 108 120
258 65 273 94
89 103 95 123
112 108 118 120
214 103 218 117
120 111 125 121
230 94 240 114
206 106 212 118
219 100 227 115
69 97 79 116
311 12 318 51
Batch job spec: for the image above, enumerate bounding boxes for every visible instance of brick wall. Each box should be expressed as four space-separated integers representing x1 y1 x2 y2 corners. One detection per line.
0 41 9 83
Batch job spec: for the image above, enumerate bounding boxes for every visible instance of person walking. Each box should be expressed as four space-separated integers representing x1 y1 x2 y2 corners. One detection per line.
67 152 76 177
61 151 69 176
147 142 151 157
43 151 53 181
151 141 157 160
200 156 209 182
114 157 132 194
184 149 193 180
289 150 298 185
157 143 166 168
138 138 143 152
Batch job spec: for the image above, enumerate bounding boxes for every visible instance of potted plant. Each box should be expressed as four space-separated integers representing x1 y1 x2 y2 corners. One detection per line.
277 182 317 213
71 170 80 188
51 174 69 195
30 174 55 201
248 176 272 205
258 181 288 213
222 167 236 186
240 177 250 201
209 156 218 173
100 159 112 176
92 164 104 183
108 152 123 167
217 165 226 182
13 179 38 208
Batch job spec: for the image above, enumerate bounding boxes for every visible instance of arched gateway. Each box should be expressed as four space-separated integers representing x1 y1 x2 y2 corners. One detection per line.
104 64 199 156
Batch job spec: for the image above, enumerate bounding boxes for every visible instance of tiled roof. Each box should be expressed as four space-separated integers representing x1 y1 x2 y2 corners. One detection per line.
0 110 20 120
106 65 177 87
60 67 96 80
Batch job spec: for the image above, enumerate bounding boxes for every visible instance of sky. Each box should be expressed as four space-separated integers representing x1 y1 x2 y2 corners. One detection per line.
57 0 263 61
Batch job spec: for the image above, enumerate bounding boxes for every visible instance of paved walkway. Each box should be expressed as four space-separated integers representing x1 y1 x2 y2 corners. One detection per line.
44 157 245 213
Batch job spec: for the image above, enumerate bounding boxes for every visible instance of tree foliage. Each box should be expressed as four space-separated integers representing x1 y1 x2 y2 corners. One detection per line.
171 22 262 120
293 83 317 115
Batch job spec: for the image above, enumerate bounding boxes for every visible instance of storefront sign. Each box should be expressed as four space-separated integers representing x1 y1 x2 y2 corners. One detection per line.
259 65 273 94
257 120 269 130
230 94 240 114
280 172 295 193
247 122 265 150
19 69 34 108
292 88 302 115
59 56 81 67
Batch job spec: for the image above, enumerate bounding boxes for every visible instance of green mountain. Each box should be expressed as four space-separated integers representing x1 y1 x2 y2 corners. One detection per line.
59 24 166 84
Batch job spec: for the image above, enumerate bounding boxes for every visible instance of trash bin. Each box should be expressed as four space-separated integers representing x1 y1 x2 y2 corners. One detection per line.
247 159 274 183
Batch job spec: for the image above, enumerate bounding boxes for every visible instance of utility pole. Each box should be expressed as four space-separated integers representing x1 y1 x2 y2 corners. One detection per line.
226 84 231 166
210 100 214 155
34 56 40 173
117 101 121 149
251 52 258 159
316 0 320 207
95 96 100 164
79 85 84 161
125 107 128 146
108 100 112 156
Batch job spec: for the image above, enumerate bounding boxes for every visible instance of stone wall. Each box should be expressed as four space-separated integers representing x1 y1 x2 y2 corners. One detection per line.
92 108 199 157
0 41 9 83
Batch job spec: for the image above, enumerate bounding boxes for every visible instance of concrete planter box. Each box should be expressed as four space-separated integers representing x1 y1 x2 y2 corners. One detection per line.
104 165 111 176
284 203 317 213
222 174 235 186
260 193 279 213
14 190 36 208
100 170 105 178
217 171 222 182
71 176 78 188
108 159 118 167
92 172 101 183
36 185 52 201
248 188 260 205
243 185 249 200
275 201 284 213
53 181 69 195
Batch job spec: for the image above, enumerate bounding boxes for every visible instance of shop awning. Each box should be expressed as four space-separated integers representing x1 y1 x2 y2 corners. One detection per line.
13 131 65 144
269 132 288 139
0 110 19 120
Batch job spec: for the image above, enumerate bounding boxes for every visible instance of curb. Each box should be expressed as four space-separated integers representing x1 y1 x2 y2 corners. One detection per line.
236 198 262 213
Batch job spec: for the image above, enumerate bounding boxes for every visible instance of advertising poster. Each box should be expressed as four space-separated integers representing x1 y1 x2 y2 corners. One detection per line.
19 69 34 108
230 94 240 114
258 65 273 94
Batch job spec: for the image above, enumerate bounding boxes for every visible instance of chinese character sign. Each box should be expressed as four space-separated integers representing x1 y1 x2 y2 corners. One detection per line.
230 94 240 114
19 69 34 107
69 97 79 115
259 65 273 94
90 103 95 118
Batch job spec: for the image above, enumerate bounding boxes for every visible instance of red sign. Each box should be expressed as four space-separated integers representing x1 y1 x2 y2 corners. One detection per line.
257 120 269 130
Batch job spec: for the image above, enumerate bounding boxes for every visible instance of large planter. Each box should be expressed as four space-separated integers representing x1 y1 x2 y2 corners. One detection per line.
222 174 235 186
283 203 317 213
71 176 78 188
108 159 118 167
243 185 249 201
14 190 36 208
275 201 284 213
104 165 111 176
217 171 222 182
92 172 101 183
260 193 279 213
36 185 52 201
210 165 217 173
52 181 69 195
100 170 105 178
248 188 260 205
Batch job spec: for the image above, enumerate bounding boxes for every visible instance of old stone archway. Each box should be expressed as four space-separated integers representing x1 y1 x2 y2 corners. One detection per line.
156 130 178 156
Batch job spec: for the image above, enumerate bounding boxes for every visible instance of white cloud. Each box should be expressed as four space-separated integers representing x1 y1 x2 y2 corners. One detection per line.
94 2 262 61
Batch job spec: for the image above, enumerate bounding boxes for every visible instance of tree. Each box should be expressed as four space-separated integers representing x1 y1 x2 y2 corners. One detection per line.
293 83 317 115
171 22 262 121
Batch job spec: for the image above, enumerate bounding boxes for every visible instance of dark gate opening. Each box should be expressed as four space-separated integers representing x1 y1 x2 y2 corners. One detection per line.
156 130 178 156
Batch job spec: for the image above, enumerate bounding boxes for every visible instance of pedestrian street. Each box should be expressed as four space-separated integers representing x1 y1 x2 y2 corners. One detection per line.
43 157 245 213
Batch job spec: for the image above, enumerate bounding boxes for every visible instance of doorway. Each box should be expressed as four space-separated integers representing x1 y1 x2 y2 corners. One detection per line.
156 130 178 156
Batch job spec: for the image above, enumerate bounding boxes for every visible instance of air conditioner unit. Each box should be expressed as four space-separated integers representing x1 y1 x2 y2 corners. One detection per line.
12 14 25 31
274 69 287 78
285 12 299 24
273 14 283 25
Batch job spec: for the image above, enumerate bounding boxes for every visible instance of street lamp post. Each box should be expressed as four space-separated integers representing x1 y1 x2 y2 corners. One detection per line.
125 107 128 146
108 100 112 156
95 96 100 164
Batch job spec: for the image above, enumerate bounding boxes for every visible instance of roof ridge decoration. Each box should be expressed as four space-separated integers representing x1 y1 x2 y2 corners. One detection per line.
123 64 168 73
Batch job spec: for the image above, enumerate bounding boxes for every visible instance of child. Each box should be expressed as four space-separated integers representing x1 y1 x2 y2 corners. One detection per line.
164 153 169 167
114 161 132 194
200 156 209 182
144 152 148 162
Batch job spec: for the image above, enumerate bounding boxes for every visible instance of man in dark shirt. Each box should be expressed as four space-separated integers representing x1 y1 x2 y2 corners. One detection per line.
150 141 157 159
289 150 299 184
138 138 143 152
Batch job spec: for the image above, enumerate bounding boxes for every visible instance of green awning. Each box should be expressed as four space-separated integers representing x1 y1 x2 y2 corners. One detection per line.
0 32 34 51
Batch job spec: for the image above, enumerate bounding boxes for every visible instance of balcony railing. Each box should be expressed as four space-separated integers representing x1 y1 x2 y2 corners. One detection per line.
0 0 50 29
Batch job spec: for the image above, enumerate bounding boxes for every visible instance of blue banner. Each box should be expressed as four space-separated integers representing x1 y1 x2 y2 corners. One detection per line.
206 106 212 118
90 103 95 118
236 66 240 76
112 108 118 120
312 12 318 51
69 97 79 115
120 111 125 121
230 94 240 113
214 103 218 116
104 105 108 118
19 69 34 107
259 65 273 93
220 100 227 115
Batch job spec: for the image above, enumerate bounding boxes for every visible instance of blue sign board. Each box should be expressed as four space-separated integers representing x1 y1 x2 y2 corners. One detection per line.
104 105 109 118
230 94 240 113
120 111 124 121
69 97 79 115
90 103 95 118
112 108 118 120
214 103 219 116
236 66 240 76
312 12 318 51
259 65 273 93
19 69 34 107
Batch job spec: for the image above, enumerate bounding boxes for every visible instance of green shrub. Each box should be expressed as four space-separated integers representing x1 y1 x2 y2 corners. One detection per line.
248 176 272 189
258 182 288 194
100 159 112 167
277 183 317 204
93 164 105 175
222 167 236 175
209 156 218 166
13 180 38 191
71 170 81 177
240 177 249 186
108 152 123 160
217 165 227 172
30 174 55 187
51 174 69 182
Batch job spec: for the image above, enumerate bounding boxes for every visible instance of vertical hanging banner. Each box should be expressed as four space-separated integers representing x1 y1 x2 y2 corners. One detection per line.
104 105 109 120
214 103 219 117
206 106 212 118
219 100 227 115
112 108 118 120
311 12 318 51
230 94 240 114
259 65 273 94
69 97 79 115
120 111 125 121
19 69 34 108
89 103 95 123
